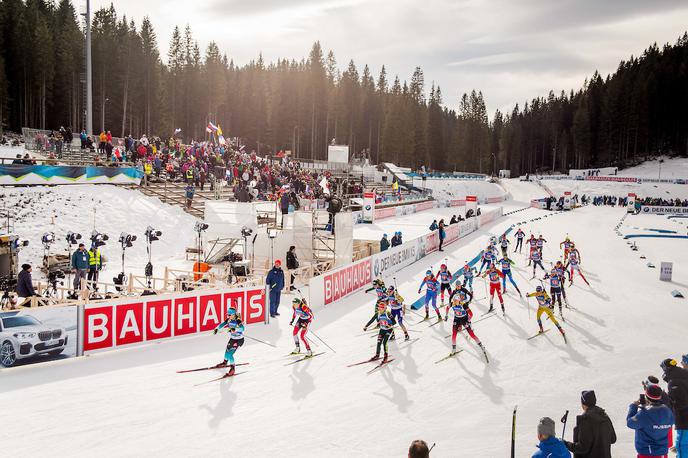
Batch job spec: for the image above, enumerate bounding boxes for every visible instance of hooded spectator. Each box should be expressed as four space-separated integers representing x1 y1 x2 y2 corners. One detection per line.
662 358 688 457
380 234 390 252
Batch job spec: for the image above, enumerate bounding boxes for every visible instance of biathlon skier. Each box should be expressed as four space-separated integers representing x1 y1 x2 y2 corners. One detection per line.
363 300 396 363
436 263 453 305
526 286 566 342
482 263 505 314
387 285 410 341
289 298 314 356
418 269 442 321
514 228 525 253
212 307 245 376
498 255 521 296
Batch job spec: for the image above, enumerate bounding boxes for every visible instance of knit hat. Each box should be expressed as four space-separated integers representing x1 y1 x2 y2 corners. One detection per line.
581 390 597 407
661 358 678 372
537 417 556 437
645 384 663 403
21 263 31 270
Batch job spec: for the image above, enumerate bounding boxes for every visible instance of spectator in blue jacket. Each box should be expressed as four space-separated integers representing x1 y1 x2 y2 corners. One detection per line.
627 384 674 458
532 417 571 458
71 243 90 290
380 234 390 252
266 260 285 318
438 219 446 252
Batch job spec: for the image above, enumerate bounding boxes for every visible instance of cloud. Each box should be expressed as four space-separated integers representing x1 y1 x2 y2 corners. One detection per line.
88 0 688 117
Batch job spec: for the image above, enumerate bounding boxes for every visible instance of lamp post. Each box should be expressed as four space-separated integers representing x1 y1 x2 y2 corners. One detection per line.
101 97 110 133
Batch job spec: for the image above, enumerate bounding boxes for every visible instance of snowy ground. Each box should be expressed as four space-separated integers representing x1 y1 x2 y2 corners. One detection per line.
2 174 686 457
412 177 505 202
1 185 198 283
618 155 688 179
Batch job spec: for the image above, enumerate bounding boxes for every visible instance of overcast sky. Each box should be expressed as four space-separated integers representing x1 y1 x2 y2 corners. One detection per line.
90 0 688 116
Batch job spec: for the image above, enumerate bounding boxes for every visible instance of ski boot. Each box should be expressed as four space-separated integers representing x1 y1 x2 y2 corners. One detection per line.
444 313 449 322
436 313 443 323
213 360 228 369
306 349 313 357
487 304 495 313
290 345 301 355
501 304 505 315
370 354 380 361
450 345 457 356
382 353 389 363
226 364 236 376
424 310 430 320
404 333 410 341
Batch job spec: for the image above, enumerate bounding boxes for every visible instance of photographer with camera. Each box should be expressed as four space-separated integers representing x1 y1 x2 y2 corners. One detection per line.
286 246 299 291
626 383 674 458
15 263 36 307
71 243 89 291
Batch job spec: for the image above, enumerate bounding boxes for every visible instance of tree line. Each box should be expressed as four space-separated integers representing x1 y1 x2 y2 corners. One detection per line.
0 1 686 174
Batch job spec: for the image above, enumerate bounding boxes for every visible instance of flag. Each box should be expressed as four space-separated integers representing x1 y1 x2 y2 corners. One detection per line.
319 176 330 195
218 135 226 146
173 128 182 135
216 125 223 136
207 122 218 132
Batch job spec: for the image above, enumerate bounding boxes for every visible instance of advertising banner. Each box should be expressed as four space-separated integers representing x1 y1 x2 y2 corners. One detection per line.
585 176 637 183
640 206 688 215
372 239 423 278
627 193 636 213
0 164 143 186
79 286 266 355
373 207 397 220
466 195 477 215
0 306 77 368
322 258 372 305
362 192 375 223
414 201 435 212
563 191 572 210
450 199 466 207
660 262 673 281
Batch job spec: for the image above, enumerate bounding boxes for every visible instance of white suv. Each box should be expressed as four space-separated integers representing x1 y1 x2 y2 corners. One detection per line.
0 311 68 367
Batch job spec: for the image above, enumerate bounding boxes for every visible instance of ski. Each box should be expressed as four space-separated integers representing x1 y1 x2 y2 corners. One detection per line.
367 358 395 374
481 308 496 317
560 331 568 344
434 350 463 363
479 345 490 363
511 405 518 458
429 318 445 327
471 313 498 325
284 352 325 366
177 362 249 374
347 357 381 367
527 329 550 340
194 372 245 386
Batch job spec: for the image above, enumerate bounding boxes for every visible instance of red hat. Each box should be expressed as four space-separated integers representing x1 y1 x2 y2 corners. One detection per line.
274 259 281 266
645 384 663 402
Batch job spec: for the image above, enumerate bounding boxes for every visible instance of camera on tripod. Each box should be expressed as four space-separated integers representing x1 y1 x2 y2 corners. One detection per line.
0 274 17 291
194 222 209 232
90 230 109 248
48 269 65 285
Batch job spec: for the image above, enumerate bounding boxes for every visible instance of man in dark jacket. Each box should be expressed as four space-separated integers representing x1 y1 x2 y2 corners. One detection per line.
380 234 390 252
662 358 688 457
286 246 299 291
16 264 37 305
266 260 285 318
564 390 616 458
71 243 90 290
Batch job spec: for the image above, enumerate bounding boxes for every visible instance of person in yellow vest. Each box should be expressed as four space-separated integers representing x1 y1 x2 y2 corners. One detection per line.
87 245 102 290
143 161 153 186
185 167 194 183
98 131 107 154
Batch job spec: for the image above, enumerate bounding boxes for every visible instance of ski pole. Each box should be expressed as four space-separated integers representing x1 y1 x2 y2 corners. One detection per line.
428 443 436 452
560 410 569 440
310 330 336 353
244 335 277 348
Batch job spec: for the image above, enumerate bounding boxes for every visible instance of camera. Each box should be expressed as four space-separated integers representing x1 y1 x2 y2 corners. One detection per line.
90 230 109 247
241 227 253 237
66 231 82 245
47 269 65 287
639 394 646 406
119 232 137 248
145 226 162 242
0 275 18 291
194 222 209 232
145 262 153 278
113 272 127 292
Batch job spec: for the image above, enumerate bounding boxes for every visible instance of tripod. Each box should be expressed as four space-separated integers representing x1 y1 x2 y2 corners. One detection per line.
145 238 154 290
1 289 13 310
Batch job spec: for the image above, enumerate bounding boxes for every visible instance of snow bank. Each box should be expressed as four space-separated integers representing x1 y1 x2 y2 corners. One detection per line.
618 156 688 179
412 177 506 202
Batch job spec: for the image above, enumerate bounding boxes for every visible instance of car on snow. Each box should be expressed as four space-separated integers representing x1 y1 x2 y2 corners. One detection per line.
0 311 68 367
